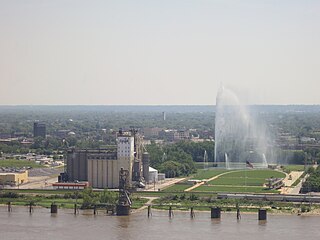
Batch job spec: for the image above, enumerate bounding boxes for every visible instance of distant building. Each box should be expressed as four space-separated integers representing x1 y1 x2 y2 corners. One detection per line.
160 129 190 142
33 122 46 138
158 173 165 181
174 130 190 141
0 170 28 186
142 127 163 139
0 133 11 139
300 137 316 143
56 130 70 138
148 167 158 184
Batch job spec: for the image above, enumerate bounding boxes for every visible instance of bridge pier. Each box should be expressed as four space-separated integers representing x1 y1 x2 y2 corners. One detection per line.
147 205 152 218
169 206 173 218
93 205 97 215
190 207 195 219
258 209 267 221
211 207 221 219
29 202 33 213
7 202 12 212
50 203 58 214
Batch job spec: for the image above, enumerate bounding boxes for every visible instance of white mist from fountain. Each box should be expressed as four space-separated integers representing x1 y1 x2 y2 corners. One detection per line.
262 153 268 169
214 86 272 169
225 153 231 170
203 150 208 169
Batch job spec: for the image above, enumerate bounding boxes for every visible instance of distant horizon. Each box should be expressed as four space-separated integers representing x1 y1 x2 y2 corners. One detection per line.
1 104 320 106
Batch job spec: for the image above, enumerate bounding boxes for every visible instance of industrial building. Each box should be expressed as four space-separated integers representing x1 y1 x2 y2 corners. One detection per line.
33 122 46 138
0 169 28 186
52 182 89 190
159 129 190 142
148 167 158 184
63 129 151 189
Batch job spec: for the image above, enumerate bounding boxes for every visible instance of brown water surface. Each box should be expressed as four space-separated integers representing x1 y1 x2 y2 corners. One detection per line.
0 207 319 240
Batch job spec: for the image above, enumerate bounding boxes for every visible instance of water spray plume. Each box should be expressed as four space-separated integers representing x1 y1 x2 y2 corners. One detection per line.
214 86 272 169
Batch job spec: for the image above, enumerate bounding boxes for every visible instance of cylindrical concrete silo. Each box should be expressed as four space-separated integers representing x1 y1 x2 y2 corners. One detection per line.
142 152 150 183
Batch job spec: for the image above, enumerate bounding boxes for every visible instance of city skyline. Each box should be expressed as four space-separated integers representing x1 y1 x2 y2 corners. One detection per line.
0 0 319 105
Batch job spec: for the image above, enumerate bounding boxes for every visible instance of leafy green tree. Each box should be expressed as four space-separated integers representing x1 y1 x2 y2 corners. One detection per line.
99 189 117 205
158 161 182 178
81 187 99 209
301 166 320 193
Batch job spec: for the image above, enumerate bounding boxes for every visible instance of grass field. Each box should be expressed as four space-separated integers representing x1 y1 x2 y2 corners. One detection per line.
208 177 266 186
192 169 285 193
208 169 285 188
0 191 147 210
0 159 43 168
193 185 279 193
164 169 285 193
163 184 192 192
281 165 305 173
191 169 231 180
215 169 286 179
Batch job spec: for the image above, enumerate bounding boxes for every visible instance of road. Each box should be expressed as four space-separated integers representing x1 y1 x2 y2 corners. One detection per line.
17 175 58 189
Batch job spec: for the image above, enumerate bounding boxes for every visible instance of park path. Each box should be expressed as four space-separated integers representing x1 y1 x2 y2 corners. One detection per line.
145 177 186 191
283 171 304 187
184 170 244 192
132 197 158 213
287 174 309 194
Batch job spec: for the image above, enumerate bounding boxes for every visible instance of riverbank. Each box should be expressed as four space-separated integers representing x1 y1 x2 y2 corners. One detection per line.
1 189 320 215
1 203 320 217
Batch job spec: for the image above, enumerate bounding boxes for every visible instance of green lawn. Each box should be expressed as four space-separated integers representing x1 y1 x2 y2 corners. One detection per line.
191 169 232 180
0 197 83 209
193 185 279 193
208 177 266 186
164 169 285 194
217 169 286 179
0 159 42 168
281 165 305 173
208 169 285 186
163 184 193 192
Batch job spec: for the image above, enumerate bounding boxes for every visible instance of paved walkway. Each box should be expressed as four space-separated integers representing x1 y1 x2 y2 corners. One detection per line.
283 171 304 187
145 177 186 191
132 197 158 213
289 174 309 194
280 171 305 194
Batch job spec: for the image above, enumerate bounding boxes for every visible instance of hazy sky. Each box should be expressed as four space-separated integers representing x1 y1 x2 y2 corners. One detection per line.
0 0 319 105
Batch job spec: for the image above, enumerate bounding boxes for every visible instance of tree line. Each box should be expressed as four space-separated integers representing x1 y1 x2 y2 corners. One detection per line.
146 141 214 178
301 166 320 193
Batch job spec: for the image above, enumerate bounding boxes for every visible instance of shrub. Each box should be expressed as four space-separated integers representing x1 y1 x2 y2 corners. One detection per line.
0 191 20 198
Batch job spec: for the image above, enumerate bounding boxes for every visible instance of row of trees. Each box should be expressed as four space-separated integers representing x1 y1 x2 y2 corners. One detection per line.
81 188 118 209
301 166 320 193
146 141 214 178
0 108 214 138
